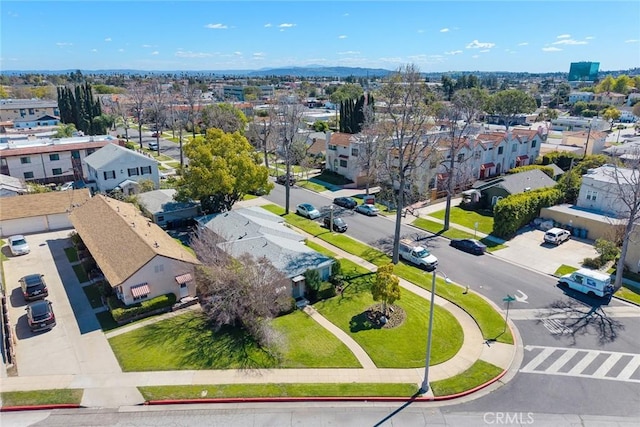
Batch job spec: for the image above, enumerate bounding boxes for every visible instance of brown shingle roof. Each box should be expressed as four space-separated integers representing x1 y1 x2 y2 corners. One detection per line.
68 195 199 287
307 137 326 155
0 189 92 221
329 132 353 147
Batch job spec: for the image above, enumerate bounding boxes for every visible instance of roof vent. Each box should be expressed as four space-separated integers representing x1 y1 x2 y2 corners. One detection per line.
154 241 159 248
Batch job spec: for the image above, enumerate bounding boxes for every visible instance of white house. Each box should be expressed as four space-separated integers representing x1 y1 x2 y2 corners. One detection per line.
325 132 364 185
568 92 595 104
576 165 639 217
69 195 200 306
84 143 159 194
0 174 27 197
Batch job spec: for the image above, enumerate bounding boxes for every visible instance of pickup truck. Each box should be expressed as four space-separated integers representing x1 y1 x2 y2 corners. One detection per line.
399 239 438 270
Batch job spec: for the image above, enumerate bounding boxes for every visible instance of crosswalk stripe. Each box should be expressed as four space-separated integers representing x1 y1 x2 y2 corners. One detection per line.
546 349 579 373
567 352 599 375
592 354 624 378
521 347 556 371
616 356 640 380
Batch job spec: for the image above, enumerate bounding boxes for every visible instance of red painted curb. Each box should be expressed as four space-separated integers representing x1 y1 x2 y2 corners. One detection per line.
1 404 81 412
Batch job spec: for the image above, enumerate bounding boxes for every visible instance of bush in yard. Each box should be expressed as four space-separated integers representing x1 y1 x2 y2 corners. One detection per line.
507 165 555 178
582 257 605 269
318 282 337 300
304 269 322 302
493 187 564 239
108 293 177 323
594 238 620 262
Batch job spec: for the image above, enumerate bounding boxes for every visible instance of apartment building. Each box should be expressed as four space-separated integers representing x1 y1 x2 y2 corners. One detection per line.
0 99 59 123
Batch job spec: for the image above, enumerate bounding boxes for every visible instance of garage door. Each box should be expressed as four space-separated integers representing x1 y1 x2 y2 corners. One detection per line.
47 214 72 231
0 216 48 237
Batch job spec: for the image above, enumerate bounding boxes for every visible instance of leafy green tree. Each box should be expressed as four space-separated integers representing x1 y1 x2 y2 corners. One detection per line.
594 238 620 262
312 120 329 132
371 263 400 316
612 75 633 95
177 128 272 213
200 103 248 135
596 75 615 93
53 123 77 138
304 269 322 301
329 83 364 104
485 89 537 130
603 107 621 130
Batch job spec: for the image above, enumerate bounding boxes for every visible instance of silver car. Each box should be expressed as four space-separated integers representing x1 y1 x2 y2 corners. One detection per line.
296 203 321 219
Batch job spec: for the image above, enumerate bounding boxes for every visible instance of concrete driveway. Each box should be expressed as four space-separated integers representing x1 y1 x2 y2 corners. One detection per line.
492 226 599 275
3 230 121 376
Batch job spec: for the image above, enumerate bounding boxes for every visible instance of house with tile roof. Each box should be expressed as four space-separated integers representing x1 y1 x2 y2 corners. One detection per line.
84 143 159 194
0 188 92 237
69 195 200 306
196 206 334 299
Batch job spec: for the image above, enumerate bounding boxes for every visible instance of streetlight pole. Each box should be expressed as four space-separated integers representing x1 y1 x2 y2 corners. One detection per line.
330 205 334 232
420 270 451 394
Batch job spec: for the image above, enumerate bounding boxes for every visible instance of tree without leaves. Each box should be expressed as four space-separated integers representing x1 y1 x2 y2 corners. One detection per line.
148 79 169 154
485 89 537 131
128 82 148 149
176 128 272 213
355 99 384 195
246 105 279 170
276 99 306 214
371 263 400 316
190 229 291 351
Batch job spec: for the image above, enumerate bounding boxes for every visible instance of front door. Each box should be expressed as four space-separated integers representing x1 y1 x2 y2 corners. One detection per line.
179 283 189 298
292 279 305 298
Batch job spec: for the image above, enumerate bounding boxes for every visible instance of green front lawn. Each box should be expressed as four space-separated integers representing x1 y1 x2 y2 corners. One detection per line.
1 389 83 407
297 180 328 192
108 310 360 371
312 170 354 185
615 285 640 305
262 204 512 344
430 359 503 397
82 283 104 309
64 247 79 263
553 264 578 277
72 264 89 283
411 218 506 252
314 258 464 368
427 207 494 235
139 383 418 401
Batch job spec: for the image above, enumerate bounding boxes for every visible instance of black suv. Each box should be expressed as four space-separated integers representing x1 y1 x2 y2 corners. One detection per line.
333 197 357 209
25 299 56 332
20 274 48 301
276 174 296 186
323 216 348 232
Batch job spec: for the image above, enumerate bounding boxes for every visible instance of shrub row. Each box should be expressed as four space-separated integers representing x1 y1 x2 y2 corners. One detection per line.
493 187 564 239
108 293 177 323
507 164 555 178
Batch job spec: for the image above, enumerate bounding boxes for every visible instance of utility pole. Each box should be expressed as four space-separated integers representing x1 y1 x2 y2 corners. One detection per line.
583 119 592 159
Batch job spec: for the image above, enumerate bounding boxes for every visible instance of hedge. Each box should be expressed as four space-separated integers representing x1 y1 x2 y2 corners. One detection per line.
108 293 177 322
493 187 564 239
507 165 555 178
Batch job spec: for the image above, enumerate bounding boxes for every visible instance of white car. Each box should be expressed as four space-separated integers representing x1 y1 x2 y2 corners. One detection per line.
296 203 321 219
9 235 30 256
60 181 74 191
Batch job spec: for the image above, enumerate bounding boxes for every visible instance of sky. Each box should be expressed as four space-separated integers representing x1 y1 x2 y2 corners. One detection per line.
1 0 639 73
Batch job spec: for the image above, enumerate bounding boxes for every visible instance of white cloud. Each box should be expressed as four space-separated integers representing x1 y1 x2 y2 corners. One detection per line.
445 50 463 55
279 23 296 28
234 51 242 56
338 35 347 39
625 39 639 43
205 23 228 29
338 51 360 55
552 39 588 45
253 52 265 57
466 40 495 49
104 37 112 42
151 51 159 55
264 23 272 28
440 28 449 33
542 46 562 52
518 42 528 46
557 34 571 39
56 42 72 46
479 49 490 53
585 36 595 40
175 50 212 58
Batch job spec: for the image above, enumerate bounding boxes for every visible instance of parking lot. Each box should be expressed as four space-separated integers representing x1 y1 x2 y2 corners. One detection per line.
492 226 600 275
2 230 121 377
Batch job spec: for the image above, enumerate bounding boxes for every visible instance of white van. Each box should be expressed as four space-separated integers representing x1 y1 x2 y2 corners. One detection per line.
558 268 614 298
544 227 570 245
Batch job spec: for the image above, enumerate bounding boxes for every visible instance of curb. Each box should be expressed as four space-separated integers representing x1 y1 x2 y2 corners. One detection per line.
0 404 82 412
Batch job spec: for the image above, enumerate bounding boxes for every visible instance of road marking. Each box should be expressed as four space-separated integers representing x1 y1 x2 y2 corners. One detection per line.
541 318 573 334
546 349 578 373
521 346 640 383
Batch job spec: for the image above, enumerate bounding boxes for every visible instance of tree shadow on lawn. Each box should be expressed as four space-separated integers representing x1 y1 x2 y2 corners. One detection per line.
133 312 280 371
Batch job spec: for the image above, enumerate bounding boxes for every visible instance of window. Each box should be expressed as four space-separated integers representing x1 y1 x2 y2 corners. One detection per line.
133 294 148 302
474 151 481 159
531 140 537 148
140 166 152 175
339 159 348 168
23 171 34 179
351 148 359 156
28 108 35 115
498 147 504 155
586 190 598 201
512 145 517 152
328 144 337 151
86 148 96 155
157 215 165 222
71 150 80 159
20 157 31 164
49 154 60 161
128 167 139 177
457 153 465 163
52 168 63 175
103 170 116 180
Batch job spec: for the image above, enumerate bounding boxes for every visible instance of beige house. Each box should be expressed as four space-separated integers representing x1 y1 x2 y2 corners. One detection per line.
561 130 608 155
69 195 200 306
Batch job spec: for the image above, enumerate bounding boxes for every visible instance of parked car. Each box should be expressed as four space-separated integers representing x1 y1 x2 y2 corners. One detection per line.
148 141 159 150
60 181 74 191
276 174 296 186
323 216 348 232
20 274 48 301
333 197 357 209
355 204 380 216
151 132 160 138
8 235 30 256
449 238 487 255
296 203 321 219
544 227 571 245
25 299 56 332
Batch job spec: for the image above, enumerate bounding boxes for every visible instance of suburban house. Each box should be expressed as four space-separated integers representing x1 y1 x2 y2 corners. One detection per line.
0 135 117 185
471 169 557 208
84 143 160 194
550 117 608 132
0 174 27 197
0 189 92 237
0 99 60 123
560 130 608 155
325 132 362 185
540 165 640 272
137 189 201 229
568 92 595 104
196 206 334 299
69 195 200 306
593 92 626 106
13 115 60 129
